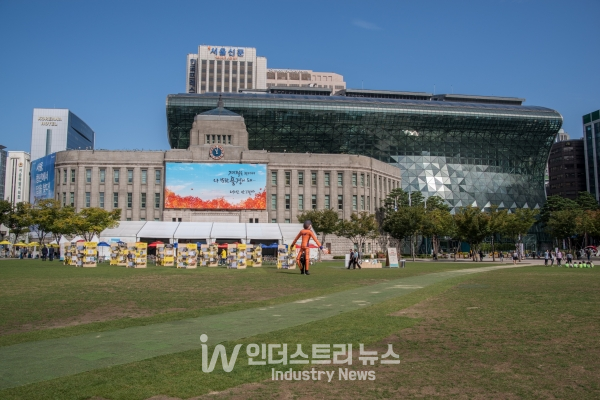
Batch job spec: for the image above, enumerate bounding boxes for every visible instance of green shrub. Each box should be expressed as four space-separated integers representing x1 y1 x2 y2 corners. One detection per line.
333 255 345 259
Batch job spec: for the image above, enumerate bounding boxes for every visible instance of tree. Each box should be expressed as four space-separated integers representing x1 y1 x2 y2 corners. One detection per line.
4 202 33 252
297 208 339 259
453 206 490 261
502 208 539 258
0 199 12 227
539 195 579 225
71 208 121 242
29 199 63 244
382 205 425 261
48 206 78 245
575 191 598 211
545 209 579 252
488 206 508 261
421 196 453 257
336 212 379 254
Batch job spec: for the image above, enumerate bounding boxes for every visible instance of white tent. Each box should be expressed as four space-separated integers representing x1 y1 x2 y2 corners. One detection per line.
99 221 146 243
136 221 180 241
278 224 305 245
211 223 247 242
173 222 212 242
246 223 283 243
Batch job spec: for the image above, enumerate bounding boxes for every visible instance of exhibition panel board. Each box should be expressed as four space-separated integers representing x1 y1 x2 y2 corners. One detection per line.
177 243 198 268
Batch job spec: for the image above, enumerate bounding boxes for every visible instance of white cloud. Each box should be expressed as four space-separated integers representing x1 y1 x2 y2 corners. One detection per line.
353 19 382 30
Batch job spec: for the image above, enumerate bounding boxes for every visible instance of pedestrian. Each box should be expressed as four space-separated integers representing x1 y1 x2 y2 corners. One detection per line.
49 246 55 261
586 248 592 262
354 249 361 269
556 250 563 267
41 245 48 261
479 249 484 262
544 250 549 266
550 252 555 266
499 251 504 262
348 249 355 269
566 251 573 265
220 248 227 266
512 250 518 265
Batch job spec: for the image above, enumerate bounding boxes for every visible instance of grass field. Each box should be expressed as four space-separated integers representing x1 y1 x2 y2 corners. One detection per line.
0 259 599 399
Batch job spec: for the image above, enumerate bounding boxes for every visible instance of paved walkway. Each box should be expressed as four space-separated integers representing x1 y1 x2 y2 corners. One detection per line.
0 263 525 390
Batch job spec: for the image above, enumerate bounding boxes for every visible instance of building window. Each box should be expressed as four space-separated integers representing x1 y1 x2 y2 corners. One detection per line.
154 218 159 221
141 193 146 208
311 172 317 185
337 172 343 187
85 169 91 183
85 192 90 207
285 219 290 223
324 172 330 187
298 171 304 185
126 218 131 221
271 194 277 210
285 171 291 185
338 195 343 210
352 173 357 187
271 218 277 223
127 193 132 208
325 195 330 209
155 193 160 208
113 192 119 208
63 169 67 184
367 174 370 187
367 196 370 211
140 218 146 221
285 194 290 209
127 169 133 184
62 192 66 206
360 174 364 187
99 192 104 208
352 195 357 210
114 169 120 183
100 169 106 183
361 195 365 210
70 169 75 183
271 171 277 185
155 169 161 184
312 195 317 209
69 192 74 207
141 170 147 184
298 194 304 210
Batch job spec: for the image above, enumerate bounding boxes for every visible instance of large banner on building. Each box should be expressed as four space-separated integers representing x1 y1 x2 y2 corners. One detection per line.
165 163 266 209
30 153 56 203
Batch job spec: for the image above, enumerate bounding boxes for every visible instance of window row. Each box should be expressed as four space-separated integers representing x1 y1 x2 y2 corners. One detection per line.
270 170 399 190
271 194 372 211
60 192 161 209
58 168 162 185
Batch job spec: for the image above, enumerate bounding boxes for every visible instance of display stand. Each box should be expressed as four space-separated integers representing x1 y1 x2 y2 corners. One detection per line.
208 244 219 267
277 245 296 269
134 242 147 268
200 244 209 266
227 243 238 268
110 243 119 265
236 243 247 269
83 242 97 267
156 244 165 266
177 243 198 269
361 259 382 268
64 243 77 266
125 243 137 268
117 243 128 266
246 244 253 267
162 244 175 266
252 245 263 267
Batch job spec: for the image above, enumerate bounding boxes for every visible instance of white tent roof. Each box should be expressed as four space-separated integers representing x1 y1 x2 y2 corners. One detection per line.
174 222 213 239
211 223 246 240
279 224 305 244
246 223 283 241
137 221 180 239
100 221 146 239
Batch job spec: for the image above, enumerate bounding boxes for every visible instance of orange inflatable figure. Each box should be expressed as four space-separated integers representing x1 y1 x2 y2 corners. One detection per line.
292 220 322 275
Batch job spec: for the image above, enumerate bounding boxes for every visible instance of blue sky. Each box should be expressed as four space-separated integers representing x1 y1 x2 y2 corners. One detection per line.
1 0 598 154
166 163 266 201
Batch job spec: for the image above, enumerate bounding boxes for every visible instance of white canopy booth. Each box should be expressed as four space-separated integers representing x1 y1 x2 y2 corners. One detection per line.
246 223 283 245
279 224 306 245
173 222 213 244
210 223 247 243
136 221 180 242
99 221 146 244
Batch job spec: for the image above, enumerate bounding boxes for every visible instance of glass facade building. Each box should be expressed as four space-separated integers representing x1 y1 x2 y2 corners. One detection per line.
583 109 600 201
167 93 562 211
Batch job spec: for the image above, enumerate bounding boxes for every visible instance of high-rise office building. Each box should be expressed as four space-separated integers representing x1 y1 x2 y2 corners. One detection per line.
4 151 30 206
186 45 267 94
266 69 346 92
583 109 600 202
547 135 586 200
30 108 95 162
0 145 6 201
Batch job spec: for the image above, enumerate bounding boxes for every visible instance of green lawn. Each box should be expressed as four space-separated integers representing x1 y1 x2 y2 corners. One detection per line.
0 258 489 346
1 260 597 399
